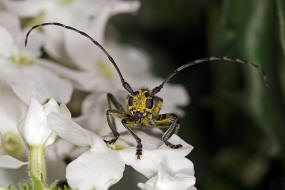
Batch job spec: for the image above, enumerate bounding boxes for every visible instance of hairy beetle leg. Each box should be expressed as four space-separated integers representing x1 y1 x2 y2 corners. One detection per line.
104 137 118 144
136 143 143 159
164 141 182 149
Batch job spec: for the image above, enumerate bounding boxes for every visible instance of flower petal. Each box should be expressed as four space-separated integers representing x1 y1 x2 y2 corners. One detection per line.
75 91 113 136
64 27 103 70
0 155 27 169
43 99 60 114
0 80 26 133
47 112 96 147
45 142 68 183
7 65 73 105
0 167 27 186
66 148 125 190
59 104 72 119
118 129 194 178
22 29 43 58
19 97 49 146
2 0 47 17
85 0 139 43
0 26 14 58
0 12 21 41
159 84 189 116
38 59 100 91
137 170 196 190
109 0 140 15
43 26 67 60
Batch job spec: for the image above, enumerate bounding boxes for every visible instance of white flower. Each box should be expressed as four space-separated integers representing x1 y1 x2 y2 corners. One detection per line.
3 0 140 60
0 80 71 187
0 80 29 186
48 112 122 190
48 112 195 190
0 12 73 105
18 97 67 181
0 80 26 155
19 97 70 147
0 80 27 160
137 170 196 190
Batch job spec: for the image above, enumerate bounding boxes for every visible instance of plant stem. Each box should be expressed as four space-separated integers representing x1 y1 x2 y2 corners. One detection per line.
28 146 46 182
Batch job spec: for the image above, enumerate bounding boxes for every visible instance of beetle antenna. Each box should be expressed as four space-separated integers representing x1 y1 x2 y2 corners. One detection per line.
151 56 268 95
25 22 134 94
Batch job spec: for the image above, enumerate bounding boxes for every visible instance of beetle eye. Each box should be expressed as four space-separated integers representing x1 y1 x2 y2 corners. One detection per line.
144 92 150 97
128 96 133 106
146 98 153 109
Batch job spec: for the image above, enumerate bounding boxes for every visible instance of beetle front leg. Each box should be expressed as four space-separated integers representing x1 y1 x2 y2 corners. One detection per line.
105 109 127 144
105 93 125 142
107 93 124 111
121 118 143 159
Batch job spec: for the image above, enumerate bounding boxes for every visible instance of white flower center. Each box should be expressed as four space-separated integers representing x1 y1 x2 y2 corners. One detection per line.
1 131 25 157
94 60 115 80
10 53 34 66
107 143 124 150
54 0 74 5
22 12 45 29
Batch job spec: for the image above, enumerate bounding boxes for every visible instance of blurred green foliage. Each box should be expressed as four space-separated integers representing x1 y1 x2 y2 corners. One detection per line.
110 0 285 189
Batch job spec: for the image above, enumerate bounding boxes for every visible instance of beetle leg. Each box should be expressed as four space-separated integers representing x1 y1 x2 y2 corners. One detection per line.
107 93 124 111
105 93 125 144
152 113 182 149
105 109 127 144
121 118 143 159
106 93 124 133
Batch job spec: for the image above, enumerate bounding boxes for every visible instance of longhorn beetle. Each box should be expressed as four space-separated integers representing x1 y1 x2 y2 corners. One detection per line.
25 22 268 159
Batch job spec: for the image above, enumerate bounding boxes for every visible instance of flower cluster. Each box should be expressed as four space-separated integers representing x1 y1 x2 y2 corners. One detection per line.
0 0 195 189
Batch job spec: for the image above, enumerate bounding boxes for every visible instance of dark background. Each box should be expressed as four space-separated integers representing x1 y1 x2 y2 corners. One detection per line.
107 0 285 189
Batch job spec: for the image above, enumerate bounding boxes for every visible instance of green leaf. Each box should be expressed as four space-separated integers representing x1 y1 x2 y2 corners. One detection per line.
239 0 285 157
216 0 285 157
276 0 285 56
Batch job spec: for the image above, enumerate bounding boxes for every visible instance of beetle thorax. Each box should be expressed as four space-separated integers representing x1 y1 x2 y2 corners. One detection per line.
126 89 154 120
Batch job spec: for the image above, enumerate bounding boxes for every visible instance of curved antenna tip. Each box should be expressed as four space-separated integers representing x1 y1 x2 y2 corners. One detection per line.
24 30 30 48
151 56 269 95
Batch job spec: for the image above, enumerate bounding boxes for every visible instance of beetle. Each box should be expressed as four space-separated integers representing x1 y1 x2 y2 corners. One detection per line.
25 22 268 159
